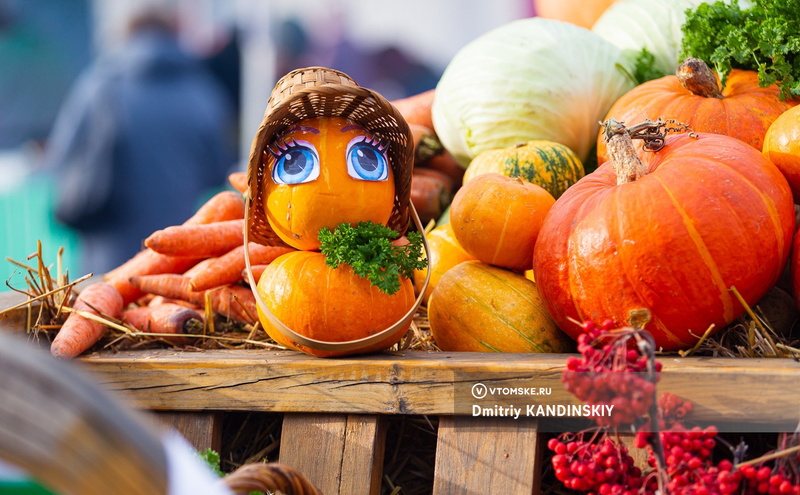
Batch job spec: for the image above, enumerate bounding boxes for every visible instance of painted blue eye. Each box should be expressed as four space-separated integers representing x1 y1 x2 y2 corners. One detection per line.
346 136 389 181
271 139 320 184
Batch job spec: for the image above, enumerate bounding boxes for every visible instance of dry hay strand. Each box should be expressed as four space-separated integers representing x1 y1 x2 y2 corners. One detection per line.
219 412 284 473
689 286 800 359
381 415 439 495
1 242 91 344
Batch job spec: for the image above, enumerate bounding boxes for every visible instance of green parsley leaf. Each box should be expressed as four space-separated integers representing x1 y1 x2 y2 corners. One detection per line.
632 47 668 85
198 448 224 477
680 0 800 100
318 221 427 295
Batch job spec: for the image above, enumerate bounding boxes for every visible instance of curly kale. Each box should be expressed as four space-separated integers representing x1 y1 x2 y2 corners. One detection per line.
680 0 800 100
318 221 427 296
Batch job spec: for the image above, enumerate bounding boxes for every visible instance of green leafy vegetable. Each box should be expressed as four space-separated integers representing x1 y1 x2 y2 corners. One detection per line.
198 448 224 477
632 47 667 85
197 448 262 495
318 221 427 296
680 0 800 100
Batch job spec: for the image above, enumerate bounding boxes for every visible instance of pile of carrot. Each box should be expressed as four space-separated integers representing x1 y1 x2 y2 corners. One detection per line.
49 88 457 359
51 177 295 359
391 90 464 226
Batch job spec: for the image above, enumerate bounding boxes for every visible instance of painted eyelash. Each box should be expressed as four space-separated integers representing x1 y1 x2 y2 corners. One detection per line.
267 137 302 159
351 134 389 152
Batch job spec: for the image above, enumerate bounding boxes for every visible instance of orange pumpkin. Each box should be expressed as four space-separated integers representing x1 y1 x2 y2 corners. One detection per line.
256 250 415 357
428 260 573 353
533 0 621 29
262 116 396 251
597 58 799 162
449 173 555 272
412 222 476 302
534 120 795 351
763 105 800 202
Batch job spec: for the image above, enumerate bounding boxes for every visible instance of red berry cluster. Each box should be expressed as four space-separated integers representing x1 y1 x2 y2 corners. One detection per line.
562 320 661 427
659 392 695 429
548 434 657 494
650 426 743 494
551 319 800 495
738 464 800 495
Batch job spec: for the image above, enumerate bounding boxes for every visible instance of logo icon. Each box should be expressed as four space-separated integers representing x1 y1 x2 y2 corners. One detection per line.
471 383 488 399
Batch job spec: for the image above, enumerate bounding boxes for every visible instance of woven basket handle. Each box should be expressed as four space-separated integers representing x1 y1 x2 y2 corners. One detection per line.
243 199 431 353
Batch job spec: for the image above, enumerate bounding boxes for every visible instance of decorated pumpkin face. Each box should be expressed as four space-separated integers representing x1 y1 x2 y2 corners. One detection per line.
262 116 396 250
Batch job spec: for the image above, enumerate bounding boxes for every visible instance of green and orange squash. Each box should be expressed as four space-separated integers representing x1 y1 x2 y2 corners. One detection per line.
428 260 573 353
463 140 584 199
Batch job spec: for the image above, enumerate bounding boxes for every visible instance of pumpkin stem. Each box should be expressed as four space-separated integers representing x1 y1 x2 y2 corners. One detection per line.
602 119 649 185
601 119 694 185
676 58 724 99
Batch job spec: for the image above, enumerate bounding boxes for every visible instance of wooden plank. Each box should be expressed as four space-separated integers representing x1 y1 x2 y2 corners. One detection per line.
279 413 347 493
339 415 387 495
70 348 800 426
279 413 386 495
152 411 223 452
432 415 542 494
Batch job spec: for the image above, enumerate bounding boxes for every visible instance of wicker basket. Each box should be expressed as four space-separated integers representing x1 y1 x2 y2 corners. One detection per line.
245 66 414 245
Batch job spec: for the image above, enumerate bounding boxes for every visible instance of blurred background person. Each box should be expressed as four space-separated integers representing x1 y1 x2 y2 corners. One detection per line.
42 6 237 276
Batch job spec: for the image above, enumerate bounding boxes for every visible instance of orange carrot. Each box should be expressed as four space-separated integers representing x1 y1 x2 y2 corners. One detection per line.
181 257 218 279
104 191 245 304
410 169 454 226
105 250 202 304
129 274 257 324
185 190 245 224
189 243 295 291
51 282 124 359
145 219 244 257
242 264 269 284
391 89 435 130
147 295 200 309
121 303 204 343
228 171 248 194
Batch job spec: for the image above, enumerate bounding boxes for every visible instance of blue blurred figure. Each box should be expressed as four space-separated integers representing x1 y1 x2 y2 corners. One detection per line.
43 8 236 276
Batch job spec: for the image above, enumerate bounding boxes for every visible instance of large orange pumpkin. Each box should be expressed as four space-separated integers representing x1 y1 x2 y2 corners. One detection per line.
263 116 396 251
449 173 555 272
597 58 799 162
533 120 795 351
763 105 800 202
256 250 415 357
428 260 573 353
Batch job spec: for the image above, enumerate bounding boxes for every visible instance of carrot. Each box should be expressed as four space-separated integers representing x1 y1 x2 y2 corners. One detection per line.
189 243 295 291
105 250 202 304
51 282 124 359
391 89 435 130
228 171 248 194
129 274 257 324
185 190 245 224
147 295 200 309
104 191 245 304
181 257 218 279
145 219 244 257
424 147 465 185
242 264 269 284
121 303 204 343
410 169 454 226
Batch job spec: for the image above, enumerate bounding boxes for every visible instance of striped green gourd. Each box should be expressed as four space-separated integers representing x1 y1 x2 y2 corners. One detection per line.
463 140 584 198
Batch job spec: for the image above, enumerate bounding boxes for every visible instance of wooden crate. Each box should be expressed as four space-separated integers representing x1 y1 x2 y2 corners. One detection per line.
3 292 800 494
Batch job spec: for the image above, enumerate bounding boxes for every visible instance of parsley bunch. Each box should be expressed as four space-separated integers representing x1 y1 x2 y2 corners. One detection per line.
318 221 427 296
680 0 800 100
